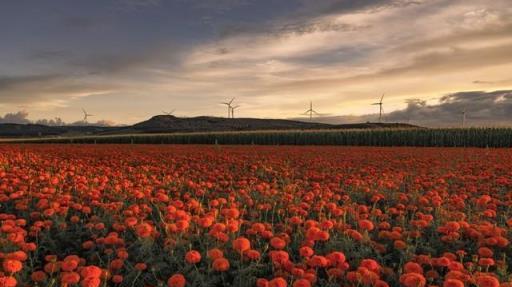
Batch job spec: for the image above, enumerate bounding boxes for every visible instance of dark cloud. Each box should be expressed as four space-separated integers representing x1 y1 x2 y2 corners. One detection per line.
214 0 395 39
385 90 512 127
0 74 113 105
71 54 148 75
182 0 248 12
118 0 162 8
28 50 71 61
218 0 380 38
292 90 512 127
0 74 61 90
61 16 97 30
295 0 395 18
0 74 63 103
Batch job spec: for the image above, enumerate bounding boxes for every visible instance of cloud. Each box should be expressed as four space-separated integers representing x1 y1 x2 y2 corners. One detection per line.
0 74 115 107
35 117 65 126
2 0 512 124
61 16 97 30
28 50 71 61
172 0 512 119
0 111 31 124
293 90 512 127
118 0 161 8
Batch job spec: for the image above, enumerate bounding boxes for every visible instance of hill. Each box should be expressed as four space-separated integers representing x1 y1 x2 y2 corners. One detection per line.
0 123 117 137
0 115 419 138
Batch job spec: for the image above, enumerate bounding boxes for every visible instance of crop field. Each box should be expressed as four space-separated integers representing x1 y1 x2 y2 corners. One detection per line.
0 144 511 287
4 128 512 148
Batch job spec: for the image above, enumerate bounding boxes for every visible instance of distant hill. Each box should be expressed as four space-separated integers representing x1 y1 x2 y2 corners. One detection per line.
0 123 117 137
126 115 333 133
0 115 419 138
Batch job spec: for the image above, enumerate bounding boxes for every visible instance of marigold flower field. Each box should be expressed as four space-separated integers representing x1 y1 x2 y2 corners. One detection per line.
0 145 511 287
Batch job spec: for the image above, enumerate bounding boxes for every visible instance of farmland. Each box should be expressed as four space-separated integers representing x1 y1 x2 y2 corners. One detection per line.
0 144 511 287
3 127 512 147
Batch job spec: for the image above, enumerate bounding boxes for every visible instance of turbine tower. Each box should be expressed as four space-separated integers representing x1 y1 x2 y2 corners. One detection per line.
462 108 466 128
302 101 320 121
221 98 235 118
231 105 240 118
82 108 94 123
372 93 385 122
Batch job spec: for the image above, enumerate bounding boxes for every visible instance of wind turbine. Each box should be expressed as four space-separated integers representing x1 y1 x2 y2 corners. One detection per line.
372 93 385 122
221 98 235 118
302 101 320 121
231 105 240 118
162 109 175 116
461 108 467 128
82 108 94 123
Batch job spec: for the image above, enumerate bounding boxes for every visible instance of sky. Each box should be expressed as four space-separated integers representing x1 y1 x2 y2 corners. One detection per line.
0 0 511 126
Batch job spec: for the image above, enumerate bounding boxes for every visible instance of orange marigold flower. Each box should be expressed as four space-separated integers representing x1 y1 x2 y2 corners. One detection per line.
167 274 186 287
257 278 269 287
6 251 27 261
299 246 314 257
359 219 375 231
134 263 147 271
110 259 124 270
61 258 79 272
269 277 287 287
0 276 17 287
112 275 123 284
185 250 201 264
212 258 230 272
61 272 81 285
232 237 251 253
244 249 261 261
360 259 380 272
477 247 493 258
443 279 464 287
308 255 329 268
2 259 23 273
315 230 330 241
31 270 48 282
474 275 500 287
270 237 286 250
80 276 101 287
400 272 426 287
80 265 102 278
403 262 423 274
394 240 407 250
134 223 153 238
207 248 224 260
124 217 138 227
478 258 495 267
326 252 346 265
292 279 311 287
270 251 289 265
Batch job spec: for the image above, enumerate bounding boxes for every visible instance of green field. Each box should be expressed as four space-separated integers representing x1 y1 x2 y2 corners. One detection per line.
2 127 512 147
